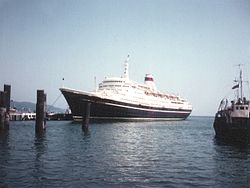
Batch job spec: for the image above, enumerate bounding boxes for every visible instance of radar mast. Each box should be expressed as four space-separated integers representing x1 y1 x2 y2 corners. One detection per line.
123 55 130 80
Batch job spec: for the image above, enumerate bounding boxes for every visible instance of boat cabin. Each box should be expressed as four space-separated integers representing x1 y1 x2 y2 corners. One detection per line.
230 98 250 118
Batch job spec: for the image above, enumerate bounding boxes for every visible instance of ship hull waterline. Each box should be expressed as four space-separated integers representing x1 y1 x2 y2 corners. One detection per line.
213 116 250 144
60 88 192 122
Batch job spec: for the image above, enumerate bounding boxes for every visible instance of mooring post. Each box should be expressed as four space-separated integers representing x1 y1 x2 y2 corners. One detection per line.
4 85 10 128
43 93 47 127
0 107 6 130
0 91 6 130
35 90 46 133
4 85 11 112
82 101 91 132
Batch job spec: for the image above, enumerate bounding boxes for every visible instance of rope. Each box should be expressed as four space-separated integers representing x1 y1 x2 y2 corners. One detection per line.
47 93 62 112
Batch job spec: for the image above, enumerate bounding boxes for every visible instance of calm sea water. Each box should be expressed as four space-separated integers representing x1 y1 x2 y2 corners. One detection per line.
0 116 249 188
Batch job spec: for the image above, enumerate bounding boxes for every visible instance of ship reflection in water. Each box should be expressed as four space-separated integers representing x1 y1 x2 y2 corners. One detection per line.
0 117 249 187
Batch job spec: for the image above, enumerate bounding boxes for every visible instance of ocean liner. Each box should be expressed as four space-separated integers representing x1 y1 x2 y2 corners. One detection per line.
60 56 192 121
213 65 250 143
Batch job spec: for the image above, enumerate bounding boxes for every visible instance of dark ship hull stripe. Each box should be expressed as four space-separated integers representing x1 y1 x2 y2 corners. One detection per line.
61 89 192 121
213 116 250 143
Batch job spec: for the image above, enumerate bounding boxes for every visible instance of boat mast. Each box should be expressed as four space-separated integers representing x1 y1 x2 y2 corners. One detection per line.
240 67 243 100
236 64 243 100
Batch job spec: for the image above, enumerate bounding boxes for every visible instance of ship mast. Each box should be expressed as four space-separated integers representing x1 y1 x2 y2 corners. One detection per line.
240 66 243 100
123 55 130 80
235 64 243 100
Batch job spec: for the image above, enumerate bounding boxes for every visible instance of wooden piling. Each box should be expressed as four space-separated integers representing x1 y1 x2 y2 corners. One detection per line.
4 85 10 128
82 101 91 132
0 107 6 130
0 91 6 130
4 85 11 112
0 91 5 107
35 90 46 133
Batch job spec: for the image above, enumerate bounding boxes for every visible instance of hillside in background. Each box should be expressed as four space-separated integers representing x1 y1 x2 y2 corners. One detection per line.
12 101 65 113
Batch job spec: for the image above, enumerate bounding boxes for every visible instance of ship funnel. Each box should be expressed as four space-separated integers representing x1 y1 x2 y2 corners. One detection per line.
123 55 130 80
144 74 156 90
145 74 154 82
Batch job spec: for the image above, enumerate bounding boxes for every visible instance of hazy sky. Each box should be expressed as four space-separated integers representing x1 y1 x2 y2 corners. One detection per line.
0 0 249 116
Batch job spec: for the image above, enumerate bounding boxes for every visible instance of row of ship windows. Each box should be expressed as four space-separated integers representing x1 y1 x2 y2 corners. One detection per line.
100 84 151 91
171 101 184 104
103 80 124 83
100 85 129 88
235 106 248 110
146 92 181 101
138 85 150 89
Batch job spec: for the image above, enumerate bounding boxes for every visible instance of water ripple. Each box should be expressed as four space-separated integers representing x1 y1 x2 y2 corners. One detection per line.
0 118 249 187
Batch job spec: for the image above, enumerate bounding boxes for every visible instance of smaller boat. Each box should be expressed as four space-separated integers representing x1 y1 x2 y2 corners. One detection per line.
213 65 250 143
